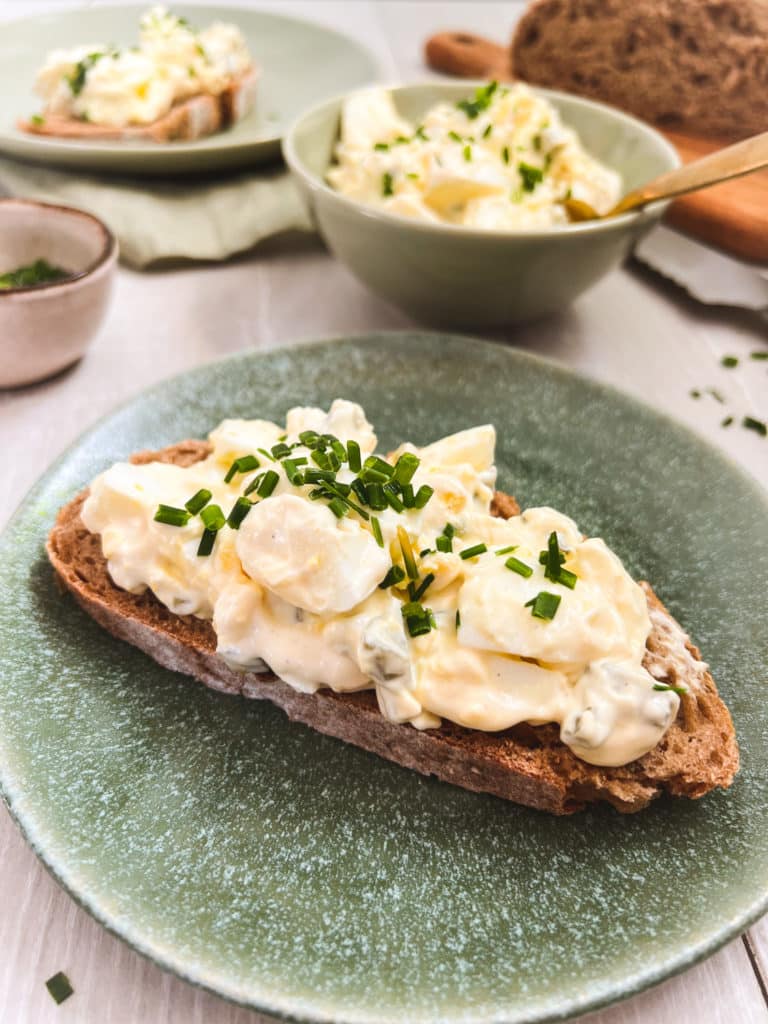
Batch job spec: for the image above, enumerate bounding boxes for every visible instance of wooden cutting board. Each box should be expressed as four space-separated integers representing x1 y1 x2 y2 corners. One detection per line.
425 32 768 264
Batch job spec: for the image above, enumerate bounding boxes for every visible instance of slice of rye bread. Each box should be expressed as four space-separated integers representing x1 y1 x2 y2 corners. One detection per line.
46 440 739 815
18 68 257 143
510 0 768 140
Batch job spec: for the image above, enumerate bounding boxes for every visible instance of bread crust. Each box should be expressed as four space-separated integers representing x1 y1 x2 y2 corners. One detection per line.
46 440 739 814
18 68 257 143
511 0 768 140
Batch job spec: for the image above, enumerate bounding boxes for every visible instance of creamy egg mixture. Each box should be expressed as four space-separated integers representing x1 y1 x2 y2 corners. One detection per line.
33 6 253 127
82 400 682 767
327 83 622 228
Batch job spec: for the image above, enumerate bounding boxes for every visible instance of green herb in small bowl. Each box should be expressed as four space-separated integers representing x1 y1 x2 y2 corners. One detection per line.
0 258 70 291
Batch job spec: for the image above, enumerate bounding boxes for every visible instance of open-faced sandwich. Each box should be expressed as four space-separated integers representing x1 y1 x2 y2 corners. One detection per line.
47 400 738 814
19 6 257 143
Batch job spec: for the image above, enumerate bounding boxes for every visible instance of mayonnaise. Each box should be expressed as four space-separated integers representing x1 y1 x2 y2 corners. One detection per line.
327 83 622 229
33 6 254 128
82 399 683 767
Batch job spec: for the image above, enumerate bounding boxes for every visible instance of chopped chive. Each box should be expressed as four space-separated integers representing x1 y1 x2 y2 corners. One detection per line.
750 351 768 360
325 484 370 520
371 516 384 547
302 468 333 484
363 455 394 479
690 388 701 399
398 526 419 579
540 530 577 588
525 591 561 620
401 483 415 508
519 161 544 191
347 440 362 472
271 442 292 459
410 572 435 602
413 484 434 509
257 447 276 462
436 534 452 553
197 527 217 557
448 130 462 142
401 600 435 637
384 484 405 513
455 609 461 629
557 567 578 589
351 478 369 504
459 543 487 560
463 143 472 161
227 497 252 529
382 172 394 197
654 683 687 696
456 80 497 119
379 564 406 589
257 470 279 497
328 497 348 518
443 523 455 538
495 544 518 556
743 415 767 437
224 453 260 483
415 124 429 141
501 145 510 165
419 548 433 557
185 488 212 515
200 504 225 531
366 482 388 510
393 452 420 486
45 972 73 1005
706 387 725 403
374 141 389 151
243 472 265 497
505 555 533 578
154 504 191 527
299 429 320 447
721 415 734 427
482 123 493 138
282 458 305 485
30 113 45 126
330 439 347 462
721 355 739 368
277 433 288 441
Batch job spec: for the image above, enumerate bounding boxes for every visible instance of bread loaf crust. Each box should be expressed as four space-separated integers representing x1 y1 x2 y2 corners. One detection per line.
46 441 739 815
511 0 768 140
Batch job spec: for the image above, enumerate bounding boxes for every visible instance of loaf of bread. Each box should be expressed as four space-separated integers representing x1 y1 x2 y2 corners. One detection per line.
511 0 768 140
18 68 257 143
46 440 739 816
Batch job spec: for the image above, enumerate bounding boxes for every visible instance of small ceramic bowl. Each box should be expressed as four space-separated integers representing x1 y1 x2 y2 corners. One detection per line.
0 199 117 388
283 82 680 326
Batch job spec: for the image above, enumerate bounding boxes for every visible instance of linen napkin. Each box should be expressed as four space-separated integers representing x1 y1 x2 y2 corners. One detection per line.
0 155 314 268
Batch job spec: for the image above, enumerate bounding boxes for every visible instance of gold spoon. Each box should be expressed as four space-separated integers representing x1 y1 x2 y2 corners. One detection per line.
565 130 768 222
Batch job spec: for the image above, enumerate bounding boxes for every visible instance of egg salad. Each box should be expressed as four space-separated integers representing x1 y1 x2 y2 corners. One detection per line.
33 6 254 128
327 83 622 228
82 400 684 768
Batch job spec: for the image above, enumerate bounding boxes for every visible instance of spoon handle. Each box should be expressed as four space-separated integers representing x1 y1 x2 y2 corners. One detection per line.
613 130 768 215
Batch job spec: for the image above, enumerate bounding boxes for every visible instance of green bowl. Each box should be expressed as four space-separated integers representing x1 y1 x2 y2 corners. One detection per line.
283 82 680 326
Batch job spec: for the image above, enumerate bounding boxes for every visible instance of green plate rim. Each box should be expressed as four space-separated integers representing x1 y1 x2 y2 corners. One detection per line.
0 331 766 1023
0 3 379 170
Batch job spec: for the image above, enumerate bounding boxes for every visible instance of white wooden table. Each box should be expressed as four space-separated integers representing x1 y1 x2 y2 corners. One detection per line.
1 2 767 1021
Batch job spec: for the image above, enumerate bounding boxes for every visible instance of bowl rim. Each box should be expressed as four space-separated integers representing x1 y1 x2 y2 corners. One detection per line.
0 197 117 297
282 79 683 241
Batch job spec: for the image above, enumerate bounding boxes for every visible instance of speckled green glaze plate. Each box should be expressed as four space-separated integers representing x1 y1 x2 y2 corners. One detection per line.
0 6 377 174
1 333 767 1024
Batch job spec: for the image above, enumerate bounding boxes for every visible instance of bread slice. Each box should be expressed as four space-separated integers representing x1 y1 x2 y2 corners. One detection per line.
18 68 257 143
46 440 739 815
510 0 768 140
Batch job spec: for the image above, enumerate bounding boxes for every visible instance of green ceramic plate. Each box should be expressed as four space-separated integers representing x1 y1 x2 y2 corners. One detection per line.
0 5 377 174
1 333 767 1023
